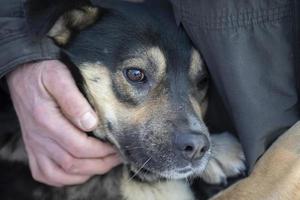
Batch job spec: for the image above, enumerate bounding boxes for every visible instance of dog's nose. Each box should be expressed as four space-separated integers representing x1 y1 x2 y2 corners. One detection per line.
174 131 210 161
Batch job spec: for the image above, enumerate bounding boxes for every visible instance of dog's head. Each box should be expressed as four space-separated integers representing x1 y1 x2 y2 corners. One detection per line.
49 0 210 181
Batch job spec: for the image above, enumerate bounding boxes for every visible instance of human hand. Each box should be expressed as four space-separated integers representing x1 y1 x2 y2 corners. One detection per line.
7 60 121 187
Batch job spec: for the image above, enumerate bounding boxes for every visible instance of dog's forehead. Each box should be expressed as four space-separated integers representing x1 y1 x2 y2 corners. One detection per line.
166 47 204 81
122 46 166 79
67 0 205 81
125 45 204 83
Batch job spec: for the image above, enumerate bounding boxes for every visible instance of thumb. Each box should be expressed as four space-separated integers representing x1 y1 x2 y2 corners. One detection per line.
42 60 98 131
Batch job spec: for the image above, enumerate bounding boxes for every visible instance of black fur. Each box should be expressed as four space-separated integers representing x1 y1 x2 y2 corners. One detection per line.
0 1 232 200
25 0 90 37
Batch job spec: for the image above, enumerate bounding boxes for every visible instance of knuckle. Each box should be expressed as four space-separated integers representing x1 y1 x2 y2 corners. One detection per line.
69 142 85 157
44 60 65 74
42 170 64 187
32 168 61 187
62 96 83 116
53 88 86 120
42 166 55 181
43 65 61 85
42 172 64 187
61 92 88 119
32 104 48 125
28 157 65 187
31 170 42 182
60 156 75 173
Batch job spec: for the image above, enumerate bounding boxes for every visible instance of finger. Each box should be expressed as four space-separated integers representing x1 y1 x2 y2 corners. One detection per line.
63 135 119 159
35 153 91 187
44 140 121 175
42 60 98 131
31 101 118 159
69 154 122 175
26 148 64 187
26 148 49 184
44 111 118 158
52 150 121 175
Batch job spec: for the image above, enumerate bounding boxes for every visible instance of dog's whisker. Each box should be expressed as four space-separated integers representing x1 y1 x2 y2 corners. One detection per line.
186 176 194 185
127 157 152 183
184 177 189 184
124 146 144 150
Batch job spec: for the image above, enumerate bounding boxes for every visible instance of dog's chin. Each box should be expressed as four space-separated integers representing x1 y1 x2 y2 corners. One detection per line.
128 152 211 182
128 167 162 182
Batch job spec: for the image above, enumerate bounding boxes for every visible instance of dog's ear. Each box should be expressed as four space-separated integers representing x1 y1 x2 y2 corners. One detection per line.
25 0 90 38
25 0 101 45
48 6 100 45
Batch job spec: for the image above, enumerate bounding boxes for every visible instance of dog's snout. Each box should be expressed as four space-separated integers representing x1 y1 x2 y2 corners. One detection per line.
174 131 210 161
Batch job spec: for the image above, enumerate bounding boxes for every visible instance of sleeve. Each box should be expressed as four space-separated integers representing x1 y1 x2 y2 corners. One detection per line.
174 0 299 169
0 0 61 79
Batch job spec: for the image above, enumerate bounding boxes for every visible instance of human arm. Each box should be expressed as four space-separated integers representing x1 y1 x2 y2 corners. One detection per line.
1 0 121 187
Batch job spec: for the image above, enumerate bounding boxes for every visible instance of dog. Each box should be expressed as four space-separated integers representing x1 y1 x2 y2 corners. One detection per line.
0 1 245 199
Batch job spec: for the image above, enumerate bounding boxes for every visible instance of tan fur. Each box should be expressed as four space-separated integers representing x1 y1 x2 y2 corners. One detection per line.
210 121 300 200
79 62 125 144
188 48 204 80
146 47 167 80
48 6 99 45
189 95 206 118
48 17 71 45
201 133 245 184
121 170 195 200
48 14 247 199
80 62 173 142
80 62 245 200
46 5 300 200
65 6 99 29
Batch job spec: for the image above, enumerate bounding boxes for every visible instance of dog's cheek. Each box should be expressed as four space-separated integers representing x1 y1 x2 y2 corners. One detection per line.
137 120 179 171
79 63 124 131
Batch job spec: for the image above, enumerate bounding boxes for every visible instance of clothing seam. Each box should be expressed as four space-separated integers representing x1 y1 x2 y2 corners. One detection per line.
182 4 291 19
0 52 60 79
293 0 300 105
182 4 292 30
0 30 22 40
189 15 291 31
0 32 28 46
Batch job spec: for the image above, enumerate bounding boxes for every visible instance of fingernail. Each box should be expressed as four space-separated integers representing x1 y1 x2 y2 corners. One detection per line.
80 112 98 130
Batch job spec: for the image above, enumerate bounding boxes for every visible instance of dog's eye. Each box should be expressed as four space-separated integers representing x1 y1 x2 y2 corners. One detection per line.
197 75 209 90
125 68 146 83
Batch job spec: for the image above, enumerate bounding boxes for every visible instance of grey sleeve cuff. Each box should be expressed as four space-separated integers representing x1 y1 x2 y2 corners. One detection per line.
0 33 60 79
0 0 61 94
0 13 61 78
